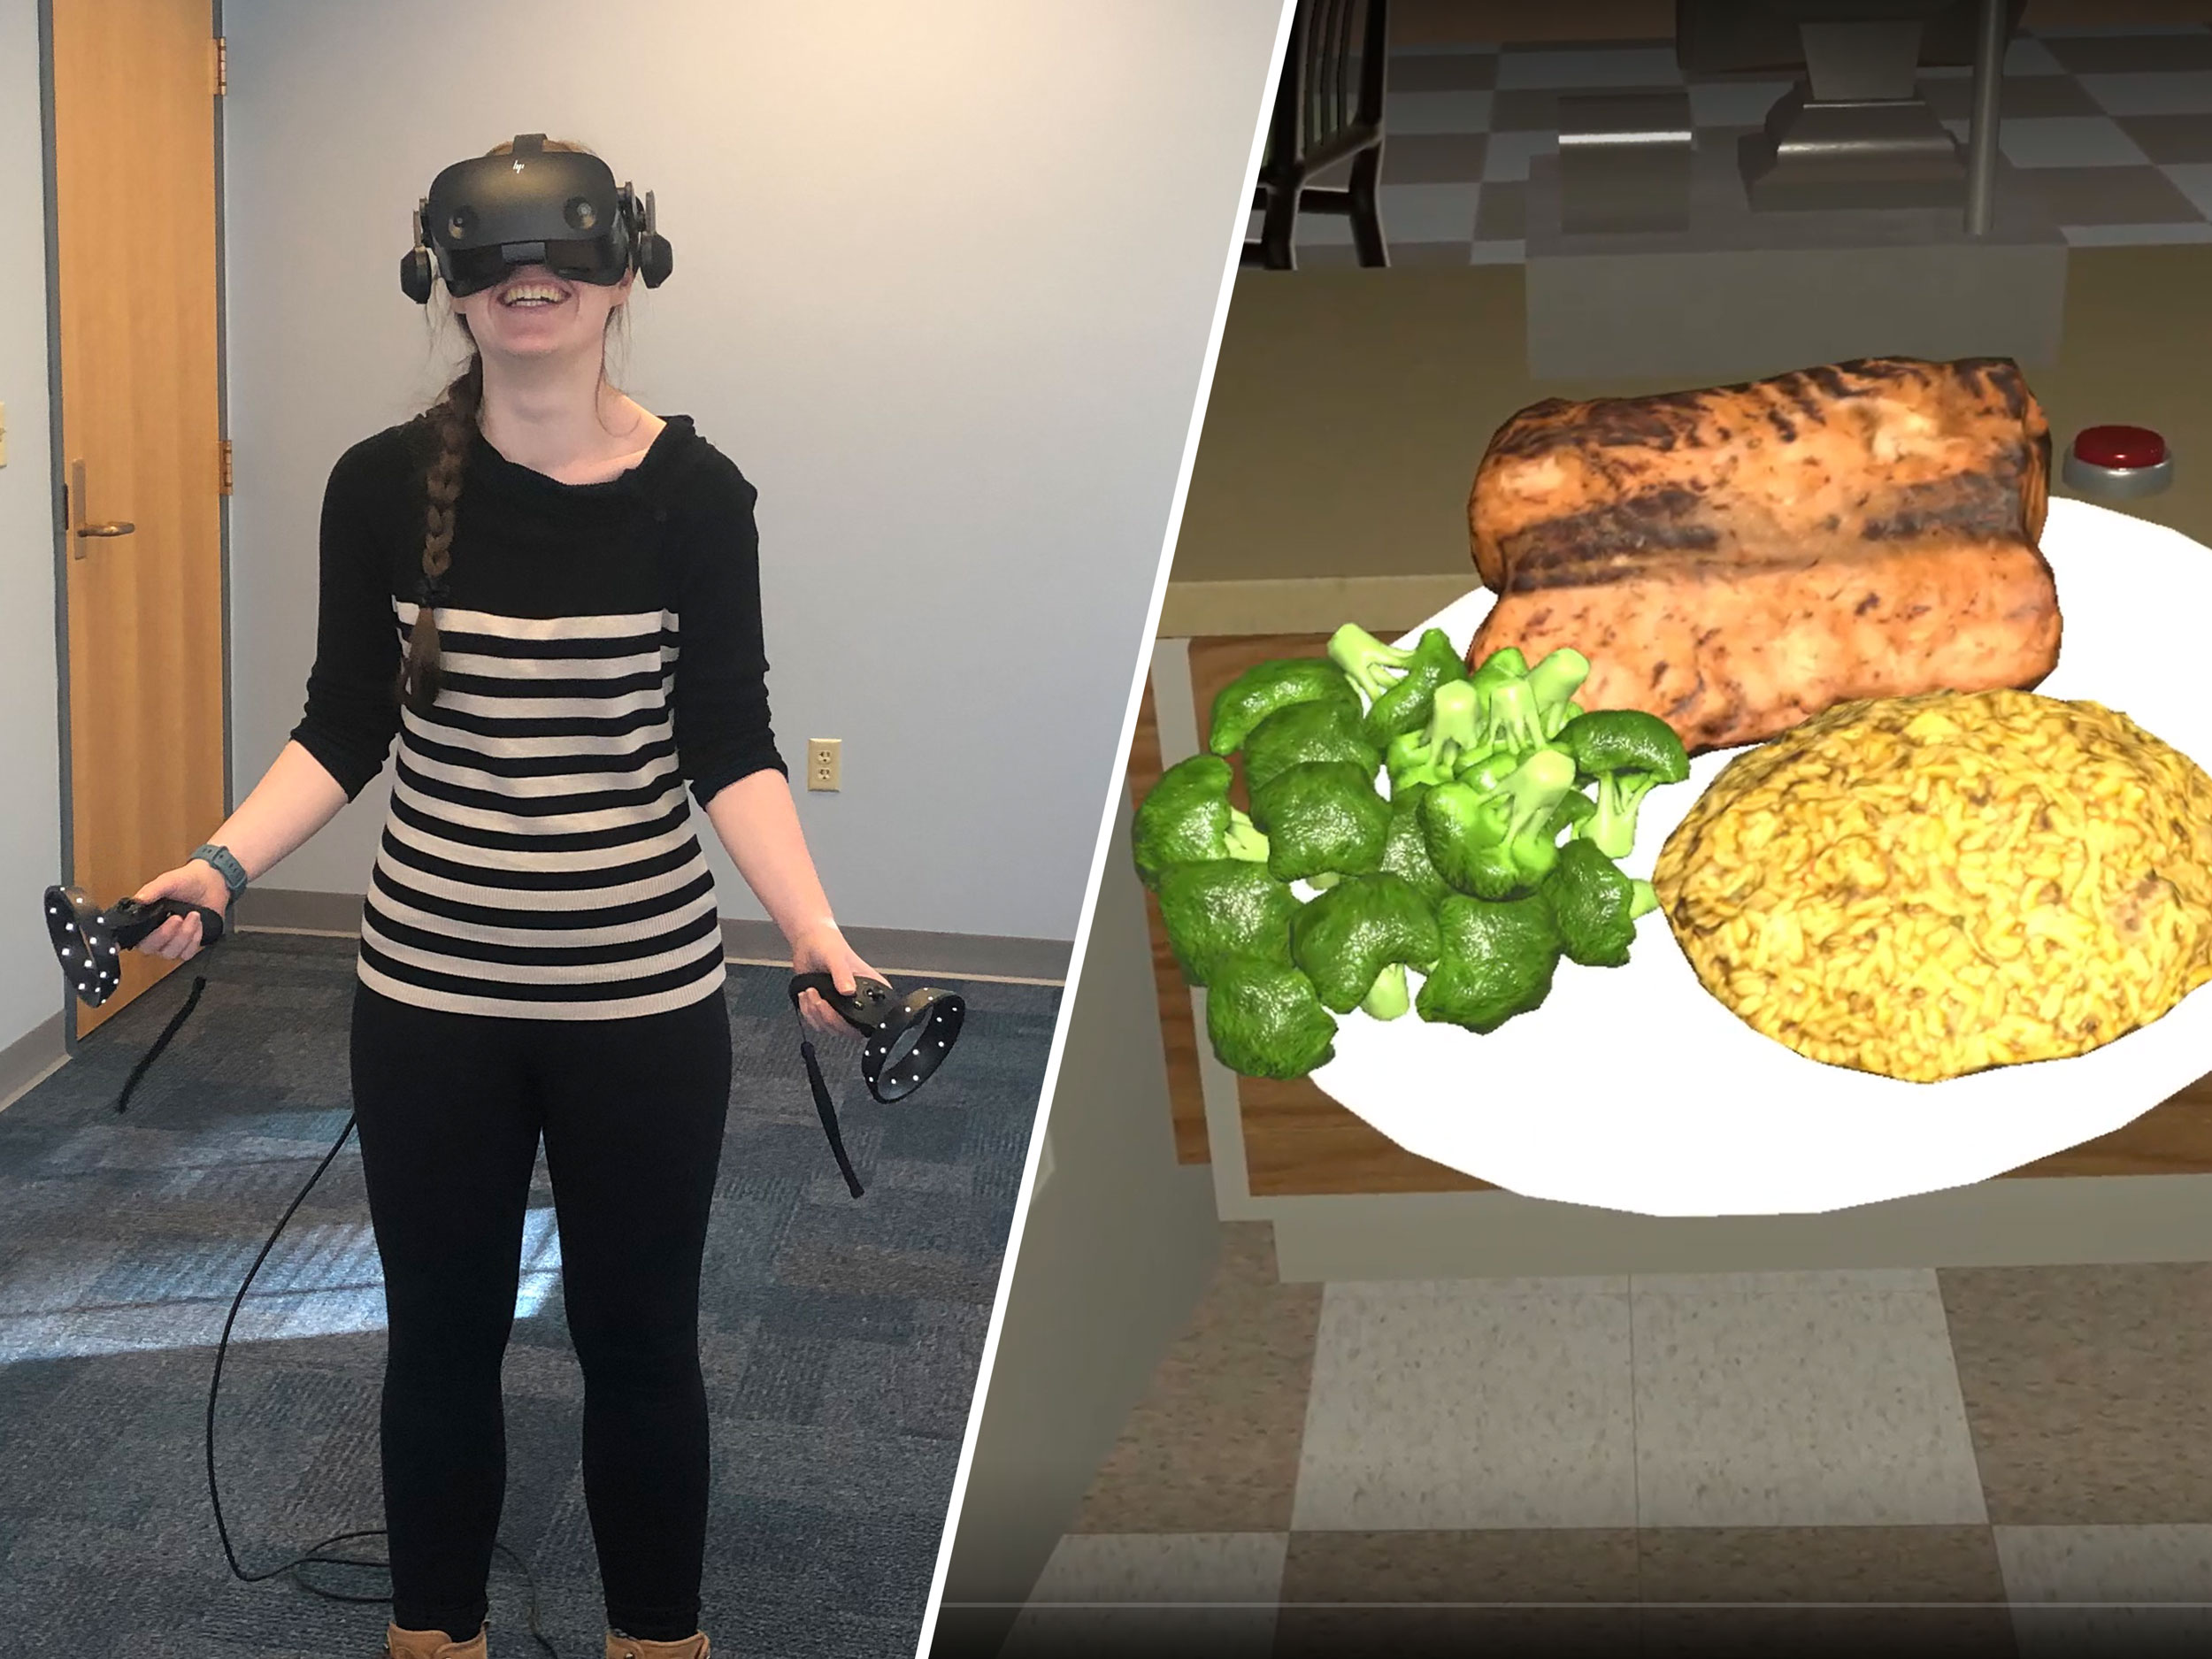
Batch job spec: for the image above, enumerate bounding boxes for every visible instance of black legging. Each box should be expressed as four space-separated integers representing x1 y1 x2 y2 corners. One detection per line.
349 979 732 1644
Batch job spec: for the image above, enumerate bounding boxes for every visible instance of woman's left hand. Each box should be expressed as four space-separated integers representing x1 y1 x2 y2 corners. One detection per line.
792 925 883 1041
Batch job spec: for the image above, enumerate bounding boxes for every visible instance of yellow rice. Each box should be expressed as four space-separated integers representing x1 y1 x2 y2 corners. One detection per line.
1652 687 2212 1083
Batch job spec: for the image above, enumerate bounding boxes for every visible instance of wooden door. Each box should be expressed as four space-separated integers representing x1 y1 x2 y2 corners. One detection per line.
50 0 227 1040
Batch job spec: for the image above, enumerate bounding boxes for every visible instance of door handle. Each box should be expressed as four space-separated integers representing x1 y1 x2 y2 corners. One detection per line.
68 459 135 557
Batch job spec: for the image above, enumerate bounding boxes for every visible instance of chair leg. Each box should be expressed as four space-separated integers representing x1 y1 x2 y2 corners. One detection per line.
1257 175 1300 271
1347 146 1386 267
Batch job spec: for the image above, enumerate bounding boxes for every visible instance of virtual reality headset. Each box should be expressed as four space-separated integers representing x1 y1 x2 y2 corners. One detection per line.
401 132 672 303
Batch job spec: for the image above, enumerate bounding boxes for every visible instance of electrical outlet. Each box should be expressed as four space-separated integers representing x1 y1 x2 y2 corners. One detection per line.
806 738 841 792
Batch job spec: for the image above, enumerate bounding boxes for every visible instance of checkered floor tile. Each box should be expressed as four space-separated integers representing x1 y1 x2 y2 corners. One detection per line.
1256 24 2212 267
1004 1227 2212 1653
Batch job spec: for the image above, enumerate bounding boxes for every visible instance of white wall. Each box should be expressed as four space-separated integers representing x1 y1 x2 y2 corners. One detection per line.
0 0 65 1053
222 0 1283 942
934 795 1221 1641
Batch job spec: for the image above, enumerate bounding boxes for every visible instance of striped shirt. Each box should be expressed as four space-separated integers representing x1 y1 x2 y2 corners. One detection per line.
290 413 786 1019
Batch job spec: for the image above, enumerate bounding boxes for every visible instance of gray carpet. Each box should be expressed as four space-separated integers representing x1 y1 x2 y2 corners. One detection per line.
0 929 1056 1658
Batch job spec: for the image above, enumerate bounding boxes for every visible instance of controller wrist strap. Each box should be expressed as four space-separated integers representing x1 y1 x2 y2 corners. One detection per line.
797 1033 866 1198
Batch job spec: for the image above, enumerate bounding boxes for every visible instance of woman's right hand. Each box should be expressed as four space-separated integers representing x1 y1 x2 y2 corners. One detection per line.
129 860 234 961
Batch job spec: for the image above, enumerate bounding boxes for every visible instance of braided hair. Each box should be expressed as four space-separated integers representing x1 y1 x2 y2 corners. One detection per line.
396 354 485 713
396 135 631 716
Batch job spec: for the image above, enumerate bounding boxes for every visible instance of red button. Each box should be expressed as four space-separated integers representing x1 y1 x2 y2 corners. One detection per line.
2073 425 2167 469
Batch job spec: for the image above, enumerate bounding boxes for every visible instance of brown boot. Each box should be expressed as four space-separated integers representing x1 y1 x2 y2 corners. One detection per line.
604 1632 710 1659
383 1621 488 1658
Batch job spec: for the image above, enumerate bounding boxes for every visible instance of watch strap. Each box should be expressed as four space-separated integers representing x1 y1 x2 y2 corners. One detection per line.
192 842 249 899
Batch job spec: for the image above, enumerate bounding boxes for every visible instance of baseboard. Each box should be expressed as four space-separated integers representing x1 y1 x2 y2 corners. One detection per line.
0 1010 69 1115
718 919 1069 983
231 887 365 934
231 888 1071 986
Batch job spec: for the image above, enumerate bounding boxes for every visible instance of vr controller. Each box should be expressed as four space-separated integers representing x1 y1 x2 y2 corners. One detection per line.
402 131 673 303
44 885 226 1008
41 887 958 1076
791 974 967 1102
42 880 966 1202
788 973 966 1199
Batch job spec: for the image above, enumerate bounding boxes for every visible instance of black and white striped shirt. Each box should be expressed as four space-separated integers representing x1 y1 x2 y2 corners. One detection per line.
290 413 786 1020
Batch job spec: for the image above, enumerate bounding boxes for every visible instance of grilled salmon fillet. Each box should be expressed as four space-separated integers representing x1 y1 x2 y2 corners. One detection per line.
1463 357 2061 754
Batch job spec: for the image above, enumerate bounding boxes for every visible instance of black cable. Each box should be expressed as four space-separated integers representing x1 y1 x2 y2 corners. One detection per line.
109 972 559 1656
112 972 206 1115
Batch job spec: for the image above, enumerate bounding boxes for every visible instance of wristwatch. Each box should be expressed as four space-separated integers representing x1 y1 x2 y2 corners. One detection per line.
192 842 250 901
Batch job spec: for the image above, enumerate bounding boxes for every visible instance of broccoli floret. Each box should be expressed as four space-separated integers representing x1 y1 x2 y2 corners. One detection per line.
1248 760 1393 885
1454 747 1517 794
1555 709 1692 861
1469 646 1529 690
1452 646 1584 770
1379 784 1453 907
1358 628 1468 750
1288 872 1443 1016
1326 623 1417 703
1242 699 1381 795
1131 754 1269 890
1418 747 1578 900
1525 649 1593 740
1547 787 1597 842
1156 859 1302 987
1208 658 1361 757
1474 678 1548 762
1384 679 1481 792
1457 750 1591 846
1538 837 1655 969
1204 958 1339 1079
1415 893 1564 1034
1361 963 1414 1021
1384 734 1437 794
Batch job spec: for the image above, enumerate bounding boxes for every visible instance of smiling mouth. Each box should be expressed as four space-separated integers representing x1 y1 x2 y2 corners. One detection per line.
498 283 569 309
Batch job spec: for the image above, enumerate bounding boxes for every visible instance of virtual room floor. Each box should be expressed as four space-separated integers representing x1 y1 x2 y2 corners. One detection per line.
1282 23 2212 265
1005 1223 2212 1655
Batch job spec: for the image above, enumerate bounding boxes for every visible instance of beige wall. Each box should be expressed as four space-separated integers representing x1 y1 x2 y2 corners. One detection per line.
219 0 1281 944
930 796 1222 1655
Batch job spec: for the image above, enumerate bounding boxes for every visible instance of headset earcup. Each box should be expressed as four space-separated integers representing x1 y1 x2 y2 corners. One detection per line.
638 234 672 288
400 247 435 304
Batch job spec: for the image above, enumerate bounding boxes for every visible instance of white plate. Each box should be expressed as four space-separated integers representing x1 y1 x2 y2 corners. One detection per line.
1305 496 2212 1217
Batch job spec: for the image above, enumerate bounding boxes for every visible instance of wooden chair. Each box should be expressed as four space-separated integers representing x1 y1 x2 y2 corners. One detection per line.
1245 0 1391 270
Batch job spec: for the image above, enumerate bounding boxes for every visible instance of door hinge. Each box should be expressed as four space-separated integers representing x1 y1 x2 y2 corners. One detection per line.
212 36 227 97
219 438 233 496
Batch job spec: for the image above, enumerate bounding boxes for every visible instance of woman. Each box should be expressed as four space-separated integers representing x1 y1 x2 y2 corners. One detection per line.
132 137 872 1659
